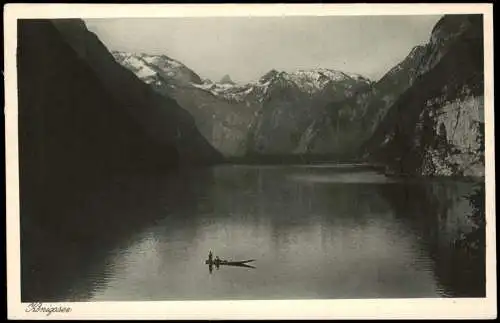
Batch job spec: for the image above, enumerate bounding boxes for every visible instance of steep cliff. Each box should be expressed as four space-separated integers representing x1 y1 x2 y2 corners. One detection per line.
50 20 221 163
17 19 222 223
365 15 484 177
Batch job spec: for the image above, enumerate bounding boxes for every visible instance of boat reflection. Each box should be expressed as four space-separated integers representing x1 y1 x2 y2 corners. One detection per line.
206 259 256 274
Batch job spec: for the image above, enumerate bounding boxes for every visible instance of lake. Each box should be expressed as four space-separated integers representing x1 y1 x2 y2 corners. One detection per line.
21 164 486 301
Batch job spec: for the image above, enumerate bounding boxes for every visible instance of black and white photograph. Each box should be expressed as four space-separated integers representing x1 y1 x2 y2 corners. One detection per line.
5 3 495 319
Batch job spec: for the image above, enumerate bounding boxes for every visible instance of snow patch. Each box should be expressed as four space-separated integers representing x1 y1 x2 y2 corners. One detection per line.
114 51 371 104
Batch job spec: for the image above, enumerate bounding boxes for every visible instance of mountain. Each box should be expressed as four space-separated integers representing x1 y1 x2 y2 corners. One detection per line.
17 19 222 228
219 74 235 85
297 14 485 178
247 69 372 155
300 44 428 156
111 51 204 86
113 51 372 156
113 51 260 156
109 14 484 176
364 14 484 177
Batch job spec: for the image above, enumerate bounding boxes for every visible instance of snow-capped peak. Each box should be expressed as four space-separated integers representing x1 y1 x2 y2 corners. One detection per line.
219 74 235 85
255 68 371 94
112 51 158 80
112 51 202 85
113 50 371 102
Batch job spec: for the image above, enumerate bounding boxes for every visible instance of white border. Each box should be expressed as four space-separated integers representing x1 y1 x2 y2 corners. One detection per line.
4 3 496 320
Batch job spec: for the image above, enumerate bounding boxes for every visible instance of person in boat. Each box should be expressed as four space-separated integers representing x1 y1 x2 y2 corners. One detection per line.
215 256 222 267
208 251 213 263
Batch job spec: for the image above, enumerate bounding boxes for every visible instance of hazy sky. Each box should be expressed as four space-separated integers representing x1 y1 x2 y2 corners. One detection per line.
85 15 442 83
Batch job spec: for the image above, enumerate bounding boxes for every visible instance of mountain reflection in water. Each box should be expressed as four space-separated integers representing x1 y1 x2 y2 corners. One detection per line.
21 165 485 301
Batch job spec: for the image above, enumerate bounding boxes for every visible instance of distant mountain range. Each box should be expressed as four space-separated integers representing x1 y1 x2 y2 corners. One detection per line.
113 51 372 156
113 14 485 177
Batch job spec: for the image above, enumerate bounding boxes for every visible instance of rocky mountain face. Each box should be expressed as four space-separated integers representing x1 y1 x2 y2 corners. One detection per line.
300 43 428 156
113 51 372 156
247 69 371 155
364 14 485 177
294 14 485 177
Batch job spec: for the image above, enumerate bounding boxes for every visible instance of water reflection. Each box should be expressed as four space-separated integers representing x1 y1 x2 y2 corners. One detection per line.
207 261 256 274
21 165 486 301
379 180 486 297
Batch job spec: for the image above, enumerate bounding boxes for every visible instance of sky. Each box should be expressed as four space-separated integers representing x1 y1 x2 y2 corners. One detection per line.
84 15 443 84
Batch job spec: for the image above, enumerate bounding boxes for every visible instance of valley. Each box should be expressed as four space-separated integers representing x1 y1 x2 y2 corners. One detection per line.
15 13 487 303
112 14 485 178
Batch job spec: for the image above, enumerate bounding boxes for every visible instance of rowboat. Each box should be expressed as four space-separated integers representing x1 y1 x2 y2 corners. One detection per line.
205 259 255 266
205 259 255 268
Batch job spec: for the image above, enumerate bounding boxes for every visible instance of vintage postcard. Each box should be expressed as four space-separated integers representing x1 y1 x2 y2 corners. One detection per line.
5 3 496 319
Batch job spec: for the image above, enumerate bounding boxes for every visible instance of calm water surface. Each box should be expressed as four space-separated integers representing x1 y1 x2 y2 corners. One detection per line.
23 164 485 301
